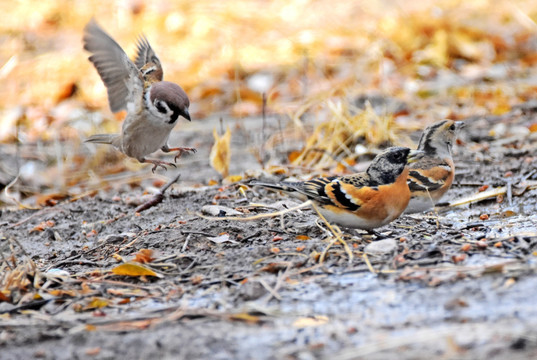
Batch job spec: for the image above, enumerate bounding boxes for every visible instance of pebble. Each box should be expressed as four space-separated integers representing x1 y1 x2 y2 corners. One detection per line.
201 205 242 217
364 239 397 255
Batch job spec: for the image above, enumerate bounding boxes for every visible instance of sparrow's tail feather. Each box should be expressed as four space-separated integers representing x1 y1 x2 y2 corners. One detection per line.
85 134 122 147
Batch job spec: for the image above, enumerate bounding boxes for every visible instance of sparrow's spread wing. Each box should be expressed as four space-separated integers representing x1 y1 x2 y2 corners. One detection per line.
134 35 163 80
83 19 143 113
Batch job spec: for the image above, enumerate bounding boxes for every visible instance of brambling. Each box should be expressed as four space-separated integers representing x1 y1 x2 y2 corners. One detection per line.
83 20 195 172
251 147 423 230
405 120 464 213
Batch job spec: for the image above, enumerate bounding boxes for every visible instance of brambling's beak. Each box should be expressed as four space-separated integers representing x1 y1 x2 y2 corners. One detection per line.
407 149 425 164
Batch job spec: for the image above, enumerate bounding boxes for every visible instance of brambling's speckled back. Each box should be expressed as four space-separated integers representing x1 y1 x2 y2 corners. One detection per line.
83 19 195 172
405 120 464 213
251 147 423 230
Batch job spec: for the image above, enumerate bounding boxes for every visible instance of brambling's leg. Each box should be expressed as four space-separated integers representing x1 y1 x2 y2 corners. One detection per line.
161 145 197 163
140 158 176 173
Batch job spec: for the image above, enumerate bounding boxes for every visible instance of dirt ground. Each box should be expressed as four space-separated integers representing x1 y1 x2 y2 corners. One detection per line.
2 106 537 360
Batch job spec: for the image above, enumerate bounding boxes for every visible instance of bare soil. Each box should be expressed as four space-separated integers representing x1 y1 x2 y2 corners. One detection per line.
1 108 537 360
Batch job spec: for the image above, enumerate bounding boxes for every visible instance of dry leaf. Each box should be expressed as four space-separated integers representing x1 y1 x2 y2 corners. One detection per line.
111 262 162 278
133 249 155 264
293 315 329 328
29 220 55 233
210 127 231 178
229 313 262 324
84 297 109 310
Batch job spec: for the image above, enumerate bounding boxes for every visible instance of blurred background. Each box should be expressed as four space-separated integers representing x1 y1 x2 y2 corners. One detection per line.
1 0 537 206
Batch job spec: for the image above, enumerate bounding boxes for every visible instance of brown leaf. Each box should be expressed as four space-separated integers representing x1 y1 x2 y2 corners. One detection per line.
29 220 55 233
133 249 155 264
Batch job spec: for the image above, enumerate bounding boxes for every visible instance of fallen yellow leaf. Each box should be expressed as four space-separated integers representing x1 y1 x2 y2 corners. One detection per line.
111 262 161 278
293 315 329 328
210 127 231 178
84 297 109 310
229 312 262 324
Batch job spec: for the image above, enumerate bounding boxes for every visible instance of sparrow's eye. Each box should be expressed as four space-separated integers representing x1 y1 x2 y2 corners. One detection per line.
449 124 456 131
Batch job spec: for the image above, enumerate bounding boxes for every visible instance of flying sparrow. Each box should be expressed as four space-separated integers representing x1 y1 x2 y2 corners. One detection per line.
83 19 195 172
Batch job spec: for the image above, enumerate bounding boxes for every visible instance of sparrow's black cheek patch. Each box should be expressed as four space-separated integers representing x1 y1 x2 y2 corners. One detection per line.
155 101 168 114
167 103 181 124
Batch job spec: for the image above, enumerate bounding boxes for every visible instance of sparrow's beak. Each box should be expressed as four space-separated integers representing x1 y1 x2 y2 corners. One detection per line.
455 121 465 130
182 109 191 121
407 149 425 164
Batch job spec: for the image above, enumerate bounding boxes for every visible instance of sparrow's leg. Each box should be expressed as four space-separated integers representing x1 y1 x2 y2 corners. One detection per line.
140 158 176 173
161 145 197 163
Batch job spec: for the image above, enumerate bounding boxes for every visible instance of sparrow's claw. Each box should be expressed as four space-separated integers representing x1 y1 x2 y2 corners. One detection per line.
167 147 197 163
143 159 176 173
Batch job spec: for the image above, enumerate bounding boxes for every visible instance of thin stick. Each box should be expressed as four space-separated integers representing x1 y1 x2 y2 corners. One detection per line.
135 174 181 213
260 92 267 168
362 253 376 274
197 200 313 222
311 203 353 264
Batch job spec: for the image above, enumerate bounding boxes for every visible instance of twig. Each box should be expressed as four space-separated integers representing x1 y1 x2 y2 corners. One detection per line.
135 174 181 213
8 207 64 228
258 277 283 301
311 203 353 264
197 200 313 222
260 92 267 168
180 230 217 237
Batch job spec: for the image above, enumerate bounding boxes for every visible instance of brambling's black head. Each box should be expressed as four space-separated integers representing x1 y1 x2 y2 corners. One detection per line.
148 81 191 124
367 147 423 184
417 120 464 158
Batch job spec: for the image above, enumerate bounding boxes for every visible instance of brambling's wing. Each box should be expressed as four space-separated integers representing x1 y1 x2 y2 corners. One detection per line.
252 173 376 212
83 19 144 113
292 173 374 211
408 159 453 192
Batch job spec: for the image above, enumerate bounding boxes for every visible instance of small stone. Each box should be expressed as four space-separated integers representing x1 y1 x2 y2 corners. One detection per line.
201 205 242 217
364 239 397 255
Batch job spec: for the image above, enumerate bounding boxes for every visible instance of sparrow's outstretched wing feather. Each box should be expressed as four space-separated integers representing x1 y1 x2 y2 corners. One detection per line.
134 35 163 80
83 19 144 113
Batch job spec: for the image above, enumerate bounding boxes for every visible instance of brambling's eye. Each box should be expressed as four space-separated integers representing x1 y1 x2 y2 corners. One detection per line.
392 152 403 161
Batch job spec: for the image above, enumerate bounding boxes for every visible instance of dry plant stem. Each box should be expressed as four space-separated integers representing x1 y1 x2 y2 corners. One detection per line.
258 277 283 301
4 175 39 210
135 174 181 213
260 92 267 168
362 253 377 274
197 200 314 222
311 203 353 264
425 188 440 228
